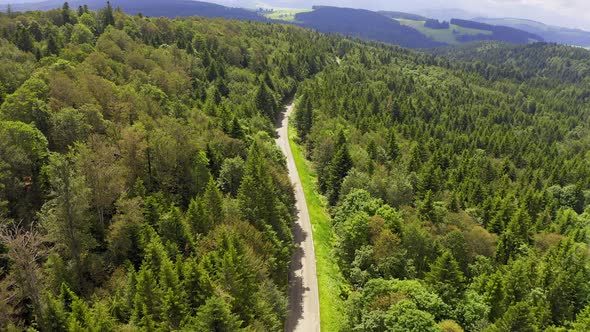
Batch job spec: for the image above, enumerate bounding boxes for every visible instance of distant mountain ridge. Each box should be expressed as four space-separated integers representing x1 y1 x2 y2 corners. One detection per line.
4 0 547 48
294 6 443 48
450 19 543 44
10 0 267 21
473 17 590 47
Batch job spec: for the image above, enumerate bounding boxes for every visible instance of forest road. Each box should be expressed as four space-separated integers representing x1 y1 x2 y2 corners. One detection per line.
276 102 321 332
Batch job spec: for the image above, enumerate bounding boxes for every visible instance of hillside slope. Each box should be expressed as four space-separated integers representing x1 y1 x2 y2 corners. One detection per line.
12 0 266 20
294 6 443 48
474 17 590 46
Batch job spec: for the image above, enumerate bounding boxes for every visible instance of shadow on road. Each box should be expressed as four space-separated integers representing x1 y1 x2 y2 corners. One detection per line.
275 107 286 126
286 216 310 332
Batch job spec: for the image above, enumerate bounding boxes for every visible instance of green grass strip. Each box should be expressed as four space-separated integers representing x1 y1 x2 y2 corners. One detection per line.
288 124 346 332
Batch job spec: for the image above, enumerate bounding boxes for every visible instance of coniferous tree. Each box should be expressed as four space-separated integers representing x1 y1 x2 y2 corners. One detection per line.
192 151 211 198
132 265 161 325
183 258 212 311
46 33 60 55
16 25 34 53
418 190 437 222
238 142 278 235
157 204 189 252
202 177 224 228
328 138 353 205
159 258 186 329
367 139 378 162
491 301 538 332
387 128 400 161
102 1 115 28
255 82 277 118
229 117 244 139
217 157 245 197
186 197 206 238
294 97 313 140
41 153 95 292
188 295 242 331
143 195 162 227
62 2 72 25
486 272 506 321
425 251 465 304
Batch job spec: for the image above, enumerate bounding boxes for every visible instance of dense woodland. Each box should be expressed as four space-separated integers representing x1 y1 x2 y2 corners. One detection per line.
294 37 590 331
295 6 445 49
450 19 543 44
2 2 590 332
0 3 335 331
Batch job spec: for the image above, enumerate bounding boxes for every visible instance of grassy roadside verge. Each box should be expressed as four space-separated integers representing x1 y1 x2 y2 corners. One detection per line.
288 124 345 332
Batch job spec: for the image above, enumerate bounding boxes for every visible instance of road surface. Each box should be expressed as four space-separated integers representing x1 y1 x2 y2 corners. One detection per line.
276 102 321 332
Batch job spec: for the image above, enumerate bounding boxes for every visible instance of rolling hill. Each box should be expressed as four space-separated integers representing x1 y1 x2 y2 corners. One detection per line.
293 6 443 48
6 1 545 49
10 0 266 21
473 17 590 47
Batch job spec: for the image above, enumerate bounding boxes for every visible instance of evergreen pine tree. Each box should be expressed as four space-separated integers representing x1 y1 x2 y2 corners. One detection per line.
238 142 278 235
327 145 353 205
387 128 400 161
16 25 34 53
189 295 242 331
133 266 161 325
492 302 538 332
143 195 162 227
186 197 206 238
183 258 212 311
192 151 211 197
425 251 465 304
294 98 313 139
157 205 189 252
202 177 224 228
103 1 115 28
62 2 72 25
367 139 378 162
328 141 353 205
255 82 277 118
159 259 186 329
486 272 506 321
41 154 95 292
418 190 437 222
47 33 60 55
229 117 244 139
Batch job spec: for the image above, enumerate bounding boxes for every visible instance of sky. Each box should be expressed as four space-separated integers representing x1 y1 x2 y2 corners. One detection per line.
1 0 589 30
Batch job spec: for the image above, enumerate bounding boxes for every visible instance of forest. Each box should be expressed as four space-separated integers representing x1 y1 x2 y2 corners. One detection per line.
449 19 543 44
294 6 445 49
292 32 590 331
0 3 335 331
1 2 590 332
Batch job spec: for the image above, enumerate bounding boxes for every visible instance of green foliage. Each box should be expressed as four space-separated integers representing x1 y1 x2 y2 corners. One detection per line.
187 295 242 331
2 4 590 331
328 139 354 205
386 300 441 332
345 278 448 331
293 32 590 332
217 156 245 197
41 153 95 291
425 251 465 304
0 7 340 328
0 121 48 220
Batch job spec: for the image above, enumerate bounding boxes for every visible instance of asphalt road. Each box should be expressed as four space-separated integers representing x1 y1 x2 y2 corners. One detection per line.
276 102 321 332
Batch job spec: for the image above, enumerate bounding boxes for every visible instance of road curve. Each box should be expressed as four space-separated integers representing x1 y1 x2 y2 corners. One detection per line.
276 102 321 332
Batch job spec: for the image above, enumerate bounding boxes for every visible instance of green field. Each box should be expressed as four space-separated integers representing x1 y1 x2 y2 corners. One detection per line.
396 18 492 45
289 121 345 332
263 9 312 22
